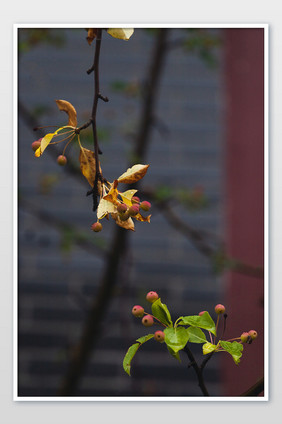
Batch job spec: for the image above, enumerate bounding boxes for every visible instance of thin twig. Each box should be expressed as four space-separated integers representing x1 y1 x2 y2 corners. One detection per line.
57 29 170 396
91 29 103 211
240 376 264 397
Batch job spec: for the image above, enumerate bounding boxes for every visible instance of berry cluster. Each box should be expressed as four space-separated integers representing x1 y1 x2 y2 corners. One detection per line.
91 197 151 233
131 291 165 343
200 304 258 346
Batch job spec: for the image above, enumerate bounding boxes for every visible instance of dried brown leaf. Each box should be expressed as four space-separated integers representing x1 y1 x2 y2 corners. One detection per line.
117 164 149 184
79 147 102 194
86 28 98 45
111 213 135 231
135 213 151 223
55 99 77 127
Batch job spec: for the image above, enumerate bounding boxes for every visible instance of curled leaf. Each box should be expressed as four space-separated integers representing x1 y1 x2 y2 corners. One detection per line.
79 147 102 194
86 28 98 45
119 189 138 206
151 298 172 327
178 312 217 336
202 342 217 355
118 164 149 184
219 341 243 365
111 213 135 231
55 99 77 127
35 126 71 157
103 183 120 206
35 133 55 157
123 334 154 376
107 28 134 41
135 213 151 223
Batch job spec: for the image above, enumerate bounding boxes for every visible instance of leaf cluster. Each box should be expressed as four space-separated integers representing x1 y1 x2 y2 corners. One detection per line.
123 298 244 376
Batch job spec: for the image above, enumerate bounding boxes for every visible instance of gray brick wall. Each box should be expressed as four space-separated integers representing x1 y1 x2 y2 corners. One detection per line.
18 28 225 397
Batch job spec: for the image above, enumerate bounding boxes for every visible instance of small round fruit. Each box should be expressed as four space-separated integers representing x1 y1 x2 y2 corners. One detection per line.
119 211 130 221
248 330 258 340
57 155 67 166
131 196 140 204
154 330 165 343
91 222 102 232
146 291 159 303
128 204 140 216
31 139 41 152
142 314 154 327
131 305 144 318
140 201 151 211
199 311 207 316
117 203 128 214
215 304 226 314
240 332 250 343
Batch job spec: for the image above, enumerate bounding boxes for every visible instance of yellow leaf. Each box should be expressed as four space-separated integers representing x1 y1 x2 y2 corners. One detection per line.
202 342 217 355
103 182 120 206
107 28 134 41
118 164 149 184
119 189 138 206
86 28 98 45
34 126 74 157
79 147 102 193
111 213 135 231
55 99 77 127
135 213 151 223
97 198 117 219
35 133 55 157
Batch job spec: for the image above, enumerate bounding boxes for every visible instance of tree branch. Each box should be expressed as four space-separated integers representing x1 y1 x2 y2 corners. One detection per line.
183 345 210 396
57 29 170 396
240 376 264 397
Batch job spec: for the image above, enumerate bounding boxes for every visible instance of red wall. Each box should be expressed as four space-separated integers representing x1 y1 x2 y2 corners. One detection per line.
223 28 265 396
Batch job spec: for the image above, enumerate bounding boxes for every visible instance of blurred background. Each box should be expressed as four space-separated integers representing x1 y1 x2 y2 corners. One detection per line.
17 27 264 397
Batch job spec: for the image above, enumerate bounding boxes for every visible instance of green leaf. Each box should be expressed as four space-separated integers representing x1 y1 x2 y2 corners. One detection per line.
178 311 216 336
164 327 189 353
219 341 243 365
123 334 154 376
167 345 181 362
187 327 207 344
202 342 217 355
136 334 155 344
151 298 173 327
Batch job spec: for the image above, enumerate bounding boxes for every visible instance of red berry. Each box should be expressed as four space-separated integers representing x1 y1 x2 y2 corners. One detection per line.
199 311 207 316
140 201 151 211
248 330 258 340
132 305 144 318
240 332 250 343
57 155 67 166
91 222 102 232
154 330 165 343
128 204 140 216
31 139 41 152
117 203 128 214
142 314 154 327
146 291 159 303
215 304 226 314
131 196 140 204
